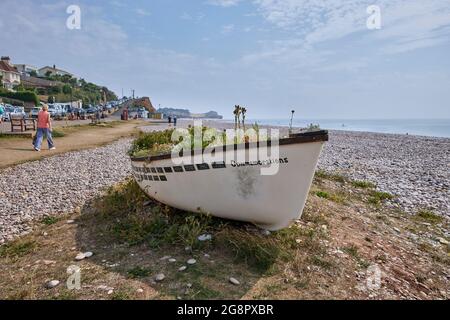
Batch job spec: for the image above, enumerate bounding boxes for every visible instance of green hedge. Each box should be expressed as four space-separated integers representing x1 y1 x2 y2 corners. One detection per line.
0 91 39 106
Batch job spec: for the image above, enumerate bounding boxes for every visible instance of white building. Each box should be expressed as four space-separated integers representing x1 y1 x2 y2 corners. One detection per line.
14 64 38 75
0 56 21 90
38 65 75 78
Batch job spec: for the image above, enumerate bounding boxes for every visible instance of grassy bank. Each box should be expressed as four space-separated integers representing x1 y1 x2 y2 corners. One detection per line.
0 169 448 300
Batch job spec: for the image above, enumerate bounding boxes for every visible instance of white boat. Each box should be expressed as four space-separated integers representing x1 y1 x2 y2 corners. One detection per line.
131 130 328 231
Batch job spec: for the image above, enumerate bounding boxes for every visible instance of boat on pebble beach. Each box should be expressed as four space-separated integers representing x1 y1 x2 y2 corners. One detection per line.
130 130 328 230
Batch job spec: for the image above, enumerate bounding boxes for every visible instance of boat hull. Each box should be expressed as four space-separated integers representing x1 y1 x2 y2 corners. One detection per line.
131 134 326 230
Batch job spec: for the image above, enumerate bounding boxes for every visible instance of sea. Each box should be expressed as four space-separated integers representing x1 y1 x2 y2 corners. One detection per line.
219 119 450 138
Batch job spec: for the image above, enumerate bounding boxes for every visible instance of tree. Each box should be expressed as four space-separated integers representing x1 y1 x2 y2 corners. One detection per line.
30 70 38 77
49 86 61 94
45 71 53 78
62 84 72 95
62 74 72 83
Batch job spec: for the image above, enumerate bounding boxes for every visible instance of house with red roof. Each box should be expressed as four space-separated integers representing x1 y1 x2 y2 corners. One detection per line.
0 56 21 90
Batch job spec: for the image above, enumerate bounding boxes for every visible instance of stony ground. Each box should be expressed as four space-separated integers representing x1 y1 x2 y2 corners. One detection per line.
318 131 450 217
0 139 132 244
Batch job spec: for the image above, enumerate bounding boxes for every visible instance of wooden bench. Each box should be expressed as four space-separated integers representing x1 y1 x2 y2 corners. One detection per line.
10 115 36 132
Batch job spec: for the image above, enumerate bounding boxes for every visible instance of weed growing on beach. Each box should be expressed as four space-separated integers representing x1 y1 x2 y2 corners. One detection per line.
310 255 334 270
316 191 329 199
127 266 152 278
343 245 359 258
216 228 281 272
0 133 31 140
368 191 394 205
50 129 65 138
415 210 443 224
314 170 346 183
41 216 60 225
342 244 369 269
315 190 347 204
92 179 218 248
0 240 36 258
128 129 175 157
111 290 132 300
352 180 376 189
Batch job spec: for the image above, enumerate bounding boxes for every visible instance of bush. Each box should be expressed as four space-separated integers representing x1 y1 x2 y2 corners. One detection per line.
62 84 72 95
0 91 39 106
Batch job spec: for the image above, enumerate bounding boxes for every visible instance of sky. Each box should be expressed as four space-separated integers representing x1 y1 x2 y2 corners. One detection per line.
1 0 450 119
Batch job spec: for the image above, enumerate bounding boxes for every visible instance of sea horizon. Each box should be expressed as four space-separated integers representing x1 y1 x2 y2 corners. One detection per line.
215 118 450 138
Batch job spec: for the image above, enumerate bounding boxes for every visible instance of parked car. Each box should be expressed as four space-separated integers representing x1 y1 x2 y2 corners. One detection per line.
14 106 27 118
85 107 98 114
30 107 40 119
47 105 59 117
2 106 18 121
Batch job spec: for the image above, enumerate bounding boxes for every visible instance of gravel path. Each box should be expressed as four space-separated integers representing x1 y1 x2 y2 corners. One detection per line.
0 139 132 244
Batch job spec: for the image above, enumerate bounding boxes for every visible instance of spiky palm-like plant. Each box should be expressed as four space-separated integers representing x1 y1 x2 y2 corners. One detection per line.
241 107 247 130
233 105 242 130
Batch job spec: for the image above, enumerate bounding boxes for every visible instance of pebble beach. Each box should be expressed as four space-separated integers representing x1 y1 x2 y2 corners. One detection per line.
0 121 448 244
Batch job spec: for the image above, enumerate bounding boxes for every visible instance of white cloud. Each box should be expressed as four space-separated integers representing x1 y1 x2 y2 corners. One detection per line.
207 0 242 7
253 0 450 51
221 24 235 34
180 12 205 22
136 8 151 16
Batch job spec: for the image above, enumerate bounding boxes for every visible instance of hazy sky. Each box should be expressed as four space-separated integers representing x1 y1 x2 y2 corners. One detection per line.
1 0 450 119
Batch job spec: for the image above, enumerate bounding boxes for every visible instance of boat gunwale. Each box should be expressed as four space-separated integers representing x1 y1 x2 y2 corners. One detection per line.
130 130 328 163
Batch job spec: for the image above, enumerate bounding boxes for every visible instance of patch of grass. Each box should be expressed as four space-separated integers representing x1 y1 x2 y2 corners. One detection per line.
316 191 329 199
368 191 394 205
127 266 151 279
342 245 369 269
358 259 371 269
6 290 30 300
93 179 219 248
0 133 31 140
50 129 65 138
415 210 443 224
188 283 223 300
315 170 346 183
343 245 359 258
128 129 175 157
315 190 347 204
216 228 281 272
0 240 36 258
328 192 347 204
40 216 60 225
310 255 334 270
52 290 77 300
352 180 376 189
111 290 131 300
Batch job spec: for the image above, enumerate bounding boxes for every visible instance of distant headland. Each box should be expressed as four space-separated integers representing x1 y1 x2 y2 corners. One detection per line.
157 107 223 119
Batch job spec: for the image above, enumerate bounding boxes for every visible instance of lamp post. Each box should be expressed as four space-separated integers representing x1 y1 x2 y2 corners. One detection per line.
289 110 295 135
